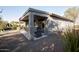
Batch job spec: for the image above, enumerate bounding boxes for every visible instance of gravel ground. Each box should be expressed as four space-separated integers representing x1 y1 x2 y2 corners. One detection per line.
0 31 64 52
0 31 28 52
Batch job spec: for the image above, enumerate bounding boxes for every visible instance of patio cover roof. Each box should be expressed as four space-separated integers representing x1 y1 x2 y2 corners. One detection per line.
19 8 74 22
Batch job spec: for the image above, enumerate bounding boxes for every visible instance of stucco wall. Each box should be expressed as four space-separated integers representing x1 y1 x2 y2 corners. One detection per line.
47 16 73 32
75 14 79 25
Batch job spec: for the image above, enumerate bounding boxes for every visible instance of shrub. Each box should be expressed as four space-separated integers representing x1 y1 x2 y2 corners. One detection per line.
62 28 79 52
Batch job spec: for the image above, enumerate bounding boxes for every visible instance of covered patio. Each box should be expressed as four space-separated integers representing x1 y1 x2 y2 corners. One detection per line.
19 8 49 40
19 8 73 40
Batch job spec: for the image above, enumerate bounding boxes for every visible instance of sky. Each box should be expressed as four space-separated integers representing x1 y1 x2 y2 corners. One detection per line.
0 6 73 22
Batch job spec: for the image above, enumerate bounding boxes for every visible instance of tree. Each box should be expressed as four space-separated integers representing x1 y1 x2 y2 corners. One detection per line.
10 21 20 30
64 7 79 21
0 20 5 31
0 19 9 31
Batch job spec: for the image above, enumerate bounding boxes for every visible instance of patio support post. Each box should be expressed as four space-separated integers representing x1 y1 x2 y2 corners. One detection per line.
44 18 48 35
29 12 34 40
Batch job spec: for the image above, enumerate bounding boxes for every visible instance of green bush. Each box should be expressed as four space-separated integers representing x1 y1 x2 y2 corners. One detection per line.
62 28 79 52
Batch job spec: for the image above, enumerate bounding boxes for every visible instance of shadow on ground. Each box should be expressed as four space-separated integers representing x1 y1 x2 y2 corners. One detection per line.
0 32 64 52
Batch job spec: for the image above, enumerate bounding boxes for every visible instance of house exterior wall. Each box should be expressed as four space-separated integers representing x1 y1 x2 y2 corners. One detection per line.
47 16 73 32
75 14 79 25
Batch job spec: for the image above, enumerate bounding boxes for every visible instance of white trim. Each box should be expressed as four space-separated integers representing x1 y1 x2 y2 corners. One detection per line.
20 12 30 20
